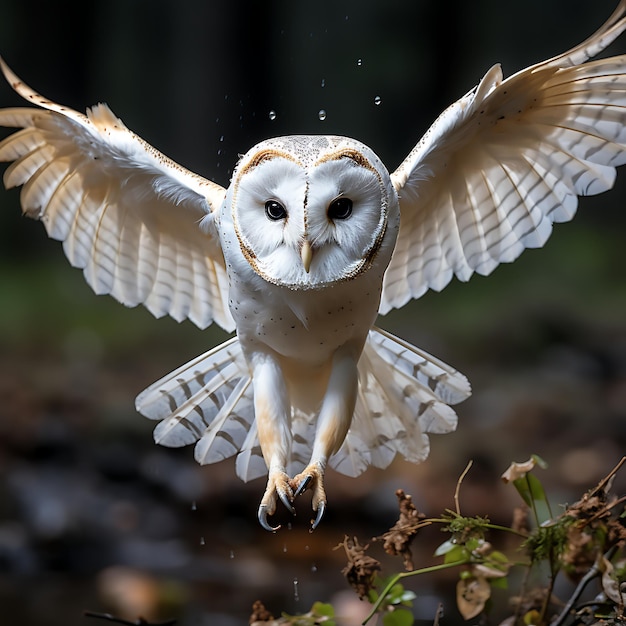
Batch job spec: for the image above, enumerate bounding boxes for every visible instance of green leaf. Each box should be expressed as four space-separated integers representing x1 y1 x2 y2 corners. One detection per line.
312 602 335 617
383 608 414 626
513 473 552 525
489 576 508 590
434 539 457 556
388 583 406 604
400 590 417 604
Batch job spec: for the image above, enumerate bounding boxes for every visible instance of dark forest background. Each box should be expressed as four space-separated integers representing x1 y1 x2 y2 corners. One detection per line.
1 1 626 625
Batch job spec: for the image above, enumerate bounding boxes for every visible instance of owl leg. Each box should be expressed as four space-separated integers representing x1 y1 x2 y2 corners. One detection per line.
253 355 295 532
292 352 358 530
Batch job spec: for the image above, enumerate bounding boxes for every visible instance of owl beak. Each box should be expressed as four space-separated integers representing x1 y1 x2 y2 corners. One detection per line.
300 240 313 273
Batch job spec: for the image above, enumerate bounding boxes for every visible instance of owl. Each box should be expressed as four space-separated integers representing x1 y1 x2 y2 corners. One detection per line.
2 3 626 532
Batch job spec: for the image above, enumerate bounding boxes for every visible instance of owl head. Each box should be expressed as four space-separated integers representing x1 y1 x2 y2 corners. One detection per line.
223 135 400 290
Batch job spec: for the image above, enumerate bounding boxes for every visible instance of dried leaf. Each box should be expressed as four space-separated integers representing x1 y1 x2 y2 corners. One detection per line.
335 536 381 600
374 489 426 571
249 600 275 624
501 458 540 483
600 556 625 608
456 576 491 620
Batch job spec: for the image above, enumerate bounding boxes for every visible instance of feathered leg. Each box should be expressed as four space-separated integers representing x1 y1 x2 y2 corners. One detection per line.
252 354 295 531
292 350 358 530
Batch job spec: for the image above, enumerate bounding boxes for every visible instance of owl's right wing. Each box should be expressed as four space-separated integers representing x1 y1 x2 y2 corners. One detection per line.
0 58 234 331
381 1 626 314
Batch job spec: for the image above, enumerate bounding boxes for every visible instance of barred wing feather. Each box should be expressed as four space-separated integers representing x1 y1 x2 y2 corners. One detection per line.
381 1 626 313
0 59 233 331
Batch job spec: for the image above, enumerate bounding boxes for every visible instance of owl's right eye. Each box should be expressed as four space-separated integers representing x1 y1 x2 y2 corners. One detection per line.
265 200 287 221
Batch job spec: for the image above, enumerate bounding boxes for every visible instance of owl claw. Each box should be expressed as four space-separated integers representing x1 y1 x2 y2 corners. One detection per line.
292 465 327 530
311 501 326 531
294 474 312 497
257 470 296 531
279 489 296 515
258 505 281 532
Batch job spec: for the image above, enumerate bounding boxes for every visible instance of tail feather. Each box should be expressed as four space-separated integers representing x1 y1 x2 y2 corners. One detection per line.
136 327 470 482
330 326 470 477
235 420 266 482
136 336 258 479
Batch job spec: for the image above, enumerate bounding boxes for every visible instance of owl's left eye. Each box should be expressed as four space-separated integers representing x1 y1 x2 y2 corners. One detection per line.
265 200 287 221
328 197 353 220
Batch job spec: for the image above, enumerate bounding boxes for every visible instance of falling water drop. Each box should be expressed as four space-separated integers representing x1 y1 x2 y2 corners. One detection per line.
219 135 224 142
229 550 235 559
190 501 197 511
374 95 382 106
356 58 363 66
199 536 205 546
269 110 277 121
318 109 327 121
283 543 288 553
293 578 300 602
321 78 326 88
311 563 318 573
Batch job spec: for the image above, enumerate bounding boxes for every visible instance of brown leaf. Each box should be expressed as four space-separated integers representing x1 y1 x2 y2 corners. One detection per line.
456 576 491 620
600 556 625 608
501 458 539 483
374 489 426 571
335 536 381 600
249 600 275 624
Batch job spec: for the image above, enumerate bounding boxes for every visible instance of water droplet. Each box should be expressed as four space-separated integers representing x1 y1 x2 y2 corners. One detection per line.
283 543 288 553
190 501 197 511
287 522 292 531
199 536 205 545
318 109 327 121
374 95 382 106
305 545 310 551
229 550 235 559
321 78 326 88
356 58 362 66
293 578 300 602
311 563 318 573
269 110 277 121
219 135 224 142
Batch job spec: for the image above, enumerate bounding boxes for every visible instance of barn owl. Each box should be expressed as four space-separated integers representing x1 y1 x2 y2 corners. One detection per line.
2 3 626 532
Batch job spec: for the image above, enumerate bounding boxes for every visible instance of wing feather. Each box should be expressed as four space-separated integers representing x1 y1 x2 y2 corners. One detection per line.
0 59 233 331
382 3 626 313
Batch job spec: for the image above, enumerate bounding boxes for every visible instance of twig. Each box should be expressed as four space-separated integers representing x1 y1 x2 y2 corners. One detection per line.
592 456 626 497
362 559 469 625
551 546 618 626
454 460 473 515
432 602 444 626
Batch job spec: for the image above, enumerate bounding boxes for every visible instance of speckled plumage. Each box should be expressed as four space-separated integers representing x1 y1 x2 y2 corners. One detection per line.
2 1 626 529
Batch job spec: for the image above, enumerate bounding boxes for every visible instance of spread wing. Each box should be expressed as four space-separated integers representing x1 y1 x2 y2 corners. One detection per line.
0 58 234 331
381 1 626 313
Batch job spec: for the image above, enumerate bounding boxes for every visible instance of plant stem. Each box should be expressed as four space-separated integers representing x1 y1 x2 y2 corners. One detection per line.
362 559 469 625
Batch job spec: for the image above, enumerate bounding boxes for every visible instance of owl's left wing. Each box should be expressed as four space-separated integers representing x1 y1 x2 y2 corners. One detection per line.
381 1 626 313
0 59 234 331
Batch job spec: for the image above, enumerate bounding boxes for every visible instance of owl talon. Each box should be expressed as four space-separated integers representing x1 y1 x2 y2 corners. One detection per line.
311 501 326 531
258 505 281 532
279 489 296 515
294 474 312 497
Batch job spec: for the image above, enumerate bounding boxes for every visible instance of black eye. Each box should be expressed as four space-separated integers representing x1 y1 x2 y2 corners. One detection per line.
265 200 287 221
328 197 353 220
